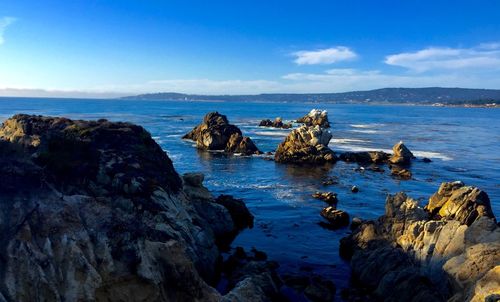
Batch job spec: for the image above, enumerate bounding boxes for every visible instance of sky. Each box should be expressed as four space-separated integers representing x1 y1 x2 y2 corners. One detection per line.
0 0 500 97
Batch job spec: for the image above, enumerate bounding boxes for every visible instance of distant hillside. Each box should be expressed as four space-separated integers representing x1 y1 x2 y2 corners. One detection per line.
122 87 500 105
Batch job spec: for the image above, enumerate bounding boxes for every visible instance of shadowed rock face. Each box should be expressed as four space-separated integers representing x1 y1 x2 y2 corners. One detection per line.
275 125 336 164
183 112 261 155
340 182 499 302
0 114 265 302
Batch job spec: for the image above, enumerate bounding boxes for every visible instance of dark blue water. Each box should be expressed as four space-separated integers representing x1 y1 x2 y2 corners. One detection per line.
1 97 499 291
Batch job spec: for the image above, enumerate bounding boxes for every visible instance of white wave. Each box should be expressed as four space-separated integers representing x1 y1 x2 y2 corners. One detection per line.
152 136 161 140
330 144 453 161
350 124 384 128
331 138 370 144
254 131 290 137
349 129 383 134
165 134 182 138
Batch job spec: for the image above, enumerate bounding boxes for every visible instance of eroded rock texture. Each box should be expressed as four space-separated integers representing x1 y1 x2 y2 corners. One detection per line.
274 125 336 164
183 112 261 155
0 114 262 302
340 181 499 302
296 109 330 128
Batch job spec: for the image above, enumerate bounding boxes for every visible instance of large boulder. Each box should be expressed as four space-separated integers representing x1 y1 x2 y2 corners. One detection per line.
389 141 415 165
274 125 336 164
296 109 330 128
0 114 265 301
340 182 499 302
183 112 261 155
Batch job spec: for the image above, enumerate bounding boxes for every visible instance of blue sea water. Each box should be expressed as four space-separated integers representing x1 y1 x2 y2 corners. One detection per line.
1 97 499 292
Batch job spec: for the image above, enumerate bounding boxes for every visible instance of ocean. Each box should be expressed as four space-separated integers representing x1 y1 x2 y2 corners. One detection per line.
1 97 499 292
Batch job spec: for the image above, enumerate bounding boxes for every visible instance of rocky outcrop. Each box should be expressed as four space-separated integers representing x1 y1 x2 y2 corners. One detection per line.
183 112 261 155
0 114 265 302
312 192 338 205
339 151 389 164
340 181 499 302
296 109 330 128
259 117 292 129
274 125 336 164
389 141 415 165
320 207 350 229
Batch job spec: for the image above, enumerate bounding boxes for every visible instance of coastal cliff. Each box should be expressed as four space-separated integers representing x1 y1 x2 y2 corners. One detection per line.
0 114 268 301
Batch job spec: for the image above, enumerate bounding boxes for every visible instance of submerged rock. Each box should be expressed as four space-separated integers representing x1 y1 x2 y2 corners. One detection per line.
389 141 415 165
274 125 336 164
339 181 499 302
312 191 338 205
0 114 265 301
390 166 412 180
183 112 261 155
259 117 292 129
296 109 330 128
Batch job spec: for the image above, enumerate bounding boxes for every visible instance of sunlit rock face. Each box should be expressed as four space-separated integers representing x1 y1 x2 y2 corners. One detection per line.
183 111 261 155
340 181 499 302
275 125 336 164
296 109 331 128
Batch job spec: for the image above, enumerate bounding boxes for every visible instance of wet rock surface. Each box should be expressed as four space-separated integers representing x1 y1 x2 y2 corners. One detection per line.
340 181 499 302
183 111 261 155
296 109 331 128
0 114 267 302
320 207 350 229
275 125 336 164
259 117 292 129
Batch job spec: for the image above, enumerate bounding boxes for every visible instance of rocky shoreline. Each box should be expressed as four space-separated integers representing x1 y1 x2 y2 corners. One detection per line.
0 112 498 301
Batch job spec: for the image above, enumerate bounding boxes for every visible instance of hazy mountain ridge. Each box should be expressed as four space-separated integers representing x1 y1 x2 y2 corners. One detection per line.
123 87 500 105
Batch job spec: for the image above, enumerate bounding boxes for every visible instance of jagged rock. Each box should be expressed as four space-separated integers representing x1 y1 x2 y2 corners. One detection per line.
258 117 292 129
183 112 261 155
0 114 265 301
312 192 338 205
339 182 499 302
389 141 414 165
296 109 330 128
274 125 336 164
320 207 350 228
426 181 494 225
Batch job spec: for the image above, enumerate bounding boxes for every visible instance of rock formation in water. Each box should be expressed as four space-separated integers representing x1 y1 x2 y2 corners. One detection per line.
183 112 261 155
0 114 274 301
338 151 390 164
340 181 499 302
274 125 336 164
259 117 292 129
389 141 415 165
296 109 330 128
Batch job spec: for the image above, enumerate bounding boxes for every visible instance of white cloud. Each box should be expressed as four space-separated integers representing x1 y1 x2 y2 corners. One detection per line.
385 43 500 72
292 47 357 65
0 17 16 45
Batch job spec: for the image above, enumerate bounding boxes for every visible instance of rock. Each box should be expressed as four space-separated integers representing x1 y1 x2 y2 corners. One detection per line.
351 186 359 193
274 125 336 164
215 195 254 231
322 176 338 186
0 114 226 301
389 141 414 165
304 276 336 302
339 182 499 302
258 117 292 129
296 109 330 128
390 166 412 180
350 217 363 230
422 157 432 163
312 192 338 205
0 114 269 301
425 181 495 225
320 207 350 228
183 112 261 155
339 151 389 164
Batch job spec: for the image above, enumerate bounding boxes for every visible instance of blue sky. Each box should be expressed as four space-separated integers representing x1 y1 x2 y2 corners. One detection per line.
1 0 500 96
